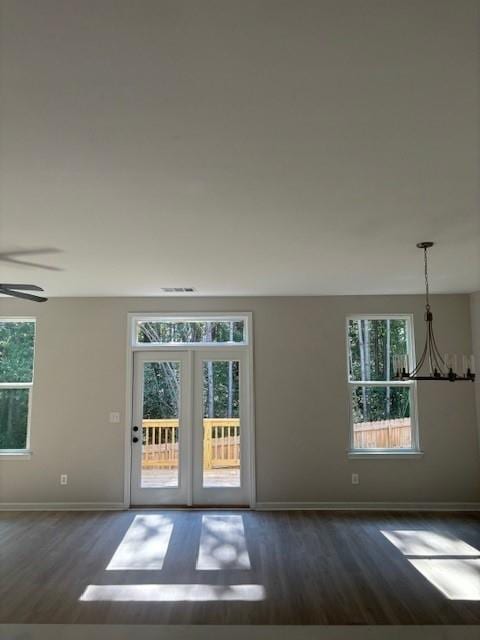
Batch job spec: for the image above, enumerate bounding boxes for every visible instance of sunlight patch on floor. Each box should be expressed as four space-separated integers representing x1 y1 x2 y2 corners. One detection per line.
381 530 480 557
408 559 480 600
196 515 251 570
80 584 265 602
381 529 480 600
106 515 173 570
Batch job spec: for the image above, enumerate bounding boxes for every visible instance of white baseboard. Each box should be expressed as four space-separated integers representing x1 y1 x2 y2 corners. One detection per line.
1 501 479 512
0 502 128 511
254 501 480 511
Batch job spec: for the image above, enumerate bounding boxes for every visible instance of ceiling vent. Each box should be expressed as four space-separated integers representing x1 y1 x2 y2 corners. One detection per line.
161 287 196 293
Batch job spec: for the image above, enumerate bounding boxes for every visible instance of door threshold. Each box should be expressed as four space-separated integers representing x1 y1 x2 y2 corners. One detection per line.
129 505 250 510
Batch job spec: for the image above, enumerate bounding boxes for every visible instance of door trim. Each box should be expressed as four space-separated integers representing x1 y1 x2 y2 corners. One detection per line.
124 312 256 508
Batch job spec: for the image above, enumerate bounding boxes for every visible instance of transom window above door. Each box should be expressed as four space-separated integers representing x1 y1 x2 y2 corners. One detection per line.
133 316 248 347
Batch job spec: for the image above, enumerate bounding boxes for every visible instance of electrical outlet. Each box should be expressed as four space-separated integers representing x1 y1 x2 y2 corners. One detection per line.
352 473 359 485
60 474 68 485
109 411 121 424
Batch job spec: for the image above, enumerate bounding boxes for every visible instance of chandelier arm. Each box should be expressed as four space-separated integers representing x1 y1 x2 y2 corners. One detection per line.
430 355 445 376
409 338 428 377
428 322 442 374
429 323 447 370
427 325 435 375
430 346 445 374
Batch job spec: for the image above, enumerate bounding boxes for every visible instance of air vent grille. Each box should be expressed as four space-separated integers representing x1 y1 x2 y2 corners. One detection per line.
161 287 196 293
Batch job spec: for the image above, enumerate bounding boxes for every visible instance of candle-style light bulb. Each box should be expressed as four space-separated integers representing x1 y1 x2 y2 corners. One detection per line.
392 355 398 379
403 354 409 377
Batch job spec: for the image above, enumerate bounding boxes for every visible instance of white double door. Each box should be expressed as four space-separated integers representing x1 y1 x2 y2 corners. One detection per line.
130 349 251 506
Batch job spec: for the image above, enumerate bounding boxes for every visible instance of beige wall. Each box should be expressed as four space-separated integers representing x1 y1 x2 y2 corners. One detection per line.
0 295 479 506
471 292 480 452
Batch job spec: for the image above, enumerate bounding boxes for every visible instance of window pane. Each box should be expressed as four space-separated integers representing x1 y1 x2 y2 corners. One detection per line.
202 360 240 488
348 318 408 382
141 361 180 488
0 388 29 449
0 321 35 383
136 320 245 344
351 385 412 449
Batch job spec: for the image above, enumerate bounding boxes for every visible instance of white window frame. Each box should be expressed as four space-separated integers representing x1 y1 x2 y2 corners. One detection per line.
132 314 249 348
346 314 422 458
0 317 36 458
125 312 256 507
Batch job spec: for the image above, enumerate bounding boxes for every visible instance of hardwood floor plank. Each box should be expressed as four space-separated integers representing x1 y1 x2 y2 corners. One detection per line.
0 510 479 625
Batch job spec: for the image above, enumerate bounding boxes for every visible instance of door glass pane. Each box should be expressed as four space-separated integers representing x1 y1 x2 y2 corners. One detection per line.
202 360 240 487
142 361 180 488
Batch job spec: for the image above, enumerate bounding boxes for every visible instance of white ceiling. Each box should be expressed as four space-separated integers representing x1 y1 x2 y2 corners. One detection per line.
0 0 479 297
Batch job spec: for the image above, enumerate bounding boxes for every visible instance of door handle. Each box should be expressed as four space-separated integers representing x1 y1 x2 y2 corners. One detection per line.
132 436 139 443
132 425 139 432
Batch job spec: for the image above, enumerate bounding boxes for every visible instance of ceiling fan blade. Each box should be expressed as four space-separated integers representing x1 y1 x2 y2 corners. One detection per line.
0 248 61 257
0 257 63 271
0 284 44 291
0 287 48 302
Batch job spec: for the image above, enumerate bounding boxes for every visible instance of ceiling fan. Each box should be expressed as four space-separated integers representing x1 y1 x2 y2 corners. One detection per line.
0 284 48 302
0 248 61 302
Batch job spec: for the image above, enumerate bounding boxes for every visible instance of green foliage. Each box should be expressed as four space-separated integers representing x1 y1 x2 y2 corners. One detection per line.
348 319 411 424
143 362 180 420
0 389 29 449
351 386 410 423
0 321 35 383
138 321 244 344
202 361 239 419
142 360 239 422
348 318 407 381
0 322 35 449
141 321 241 429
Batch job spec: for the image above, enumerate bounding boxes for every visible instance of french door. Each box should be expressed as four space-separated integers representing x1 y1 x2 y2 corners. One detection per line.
130 349 250 506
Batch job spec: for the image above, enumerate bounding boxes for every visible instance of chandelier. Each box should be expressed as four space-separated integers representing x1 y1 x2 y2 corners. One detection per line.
393 242 476 382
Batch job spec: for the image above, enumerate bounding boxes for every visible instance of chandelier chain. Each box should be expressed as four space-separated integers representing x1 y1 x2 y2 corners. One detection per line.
424 247 430 311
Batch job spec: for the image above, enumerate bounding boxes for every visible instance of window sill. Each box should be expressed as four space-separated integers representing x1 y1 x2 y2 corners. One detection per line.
0 450 32 460
347 450 424 460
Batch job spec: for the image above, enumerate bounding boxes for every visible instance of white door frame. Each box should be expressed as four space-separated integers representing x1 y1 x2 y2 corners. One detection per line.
124 312 256 508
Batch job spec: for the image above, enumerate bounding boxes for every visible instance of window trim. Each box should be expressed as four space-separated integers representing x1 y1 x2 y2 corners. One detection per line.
345 314 421 455
0 317 36 456
131 313 250 349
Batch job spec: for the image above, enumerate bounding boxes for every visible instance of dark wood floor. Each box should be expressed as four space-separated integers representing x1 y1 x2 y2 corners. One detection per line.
1 509 480 625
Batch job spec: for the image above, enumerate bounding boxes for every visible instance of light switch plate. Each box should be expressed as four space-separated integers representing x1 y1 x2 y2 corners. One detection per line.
109 412 121 424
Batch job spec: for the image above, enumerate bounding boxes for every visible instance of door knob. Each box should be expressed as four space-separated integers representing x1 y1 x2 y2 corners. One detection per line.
132 436 139 443
133 426 139 432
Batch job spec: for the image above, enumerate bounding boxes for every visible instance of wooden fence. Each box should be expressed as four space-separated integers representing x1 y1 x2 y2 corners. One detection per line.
142 418 240 470
142 417 411 468
353 418 411 449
